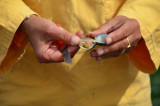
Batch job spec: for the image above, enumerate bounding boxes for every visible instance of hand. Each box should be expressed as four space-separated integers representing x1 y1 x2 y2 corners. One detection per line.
23 15 83 63
86 15 142 61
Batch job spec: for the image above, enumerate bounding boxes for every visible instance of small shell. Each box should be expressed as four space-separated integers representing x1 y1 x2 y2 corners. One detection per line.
79 37 96 50
95 34 107 44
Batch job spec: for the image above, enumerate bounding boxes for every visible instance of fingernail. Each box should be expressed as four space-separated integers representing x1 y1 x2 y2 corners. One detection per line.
106 38 112 45
97 48 104 56
91 51 97 57
71 36 80 45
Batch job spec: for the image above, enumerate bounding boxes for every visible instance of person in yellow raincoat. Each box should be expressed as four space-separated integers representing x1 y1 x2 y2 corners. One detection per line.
0 0 160 105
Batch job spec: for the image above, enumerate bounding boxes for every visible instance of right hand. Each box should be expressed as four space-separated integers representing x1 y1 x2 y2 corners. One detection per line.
23 15 83 63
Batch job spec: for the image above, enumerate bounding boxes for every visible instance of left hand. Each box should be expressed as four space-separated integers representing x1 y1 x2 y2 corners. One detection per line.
86 15 142 61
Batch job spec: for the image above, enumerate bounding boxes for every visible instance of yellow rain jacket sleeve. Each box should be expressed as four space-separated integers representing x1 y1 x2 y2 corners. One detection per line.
117 0 160 72
0 0 36 73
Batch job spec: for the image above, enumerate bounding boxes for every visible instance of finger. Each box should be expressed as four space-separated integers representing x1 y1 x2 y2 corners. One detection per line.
37 47 64 63
91 47 127 58
75 30 84 38
66 30 83 58
86 16 127 38
95 48 128 61
46 51 64 63
92 21 123 37
93 51 122 61
105 19 140 45
68 46 80 58
44 45 79 63
96 51 122 60
95 35 136 56
85 32 93 38
48 24 80 45
90 50 98 57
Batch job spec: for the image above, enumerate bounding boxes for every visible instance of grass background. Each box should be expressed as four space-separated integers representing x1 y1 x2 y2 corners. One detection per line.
150 67 160 106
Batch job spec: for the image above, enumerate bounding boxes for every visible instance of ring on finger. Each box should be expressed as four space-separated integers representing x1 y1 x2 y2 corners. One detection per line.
127 37 131 48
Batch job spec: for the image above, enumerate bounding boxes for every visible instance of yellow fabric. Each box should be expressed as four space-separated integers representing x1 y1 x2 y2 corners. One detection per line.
0 0 160 105
0 0 36 73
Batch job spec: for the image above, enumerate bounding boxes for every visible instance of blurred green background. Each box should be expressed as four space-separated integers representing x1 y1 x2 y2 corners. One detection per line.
150 67 160 106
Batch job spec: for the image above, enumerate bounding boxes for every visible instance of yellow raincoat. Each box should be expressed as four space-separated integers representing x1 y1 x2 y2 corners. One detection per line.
0 0 160 105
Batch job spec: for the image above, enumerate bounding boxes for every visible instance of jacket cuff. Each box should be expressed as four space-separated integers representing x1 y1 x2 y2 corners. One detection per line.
0 1 37 74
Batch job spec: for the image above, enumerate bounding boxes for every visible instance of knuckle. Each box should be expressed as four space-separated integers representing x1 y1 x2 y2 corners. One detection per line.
106 20 112 24
123 40 128 48
45 25 54 35
43 52 48 60
117 44 122 51
54 54 63 62
102 47 108 54
134 33 141 40
122 31 127 38
92 31 99 37
130 19 140 28
120 39 128 48
116 41 125 51
133 19 140 26
107 46 115 52
62 31 70 41
121 26 128 38
135 35 142 44
137 35 142 41
120 15 128 19
41 52 51 63
109 32 118 43
106 47 112 52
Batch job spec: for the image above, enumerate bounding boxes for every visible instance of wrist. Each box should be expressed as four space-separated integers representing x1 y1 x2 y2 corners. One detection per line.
21 14 39 34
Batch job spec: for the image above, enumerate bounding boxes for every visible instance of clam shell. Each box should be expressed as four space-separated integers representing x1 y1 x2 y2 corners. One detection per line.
79 37 96 50
95 34 107 44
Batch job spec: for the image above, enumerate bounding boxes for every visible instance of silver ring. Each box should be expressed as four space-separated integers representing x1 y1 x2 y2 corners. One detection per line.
127 37 131 48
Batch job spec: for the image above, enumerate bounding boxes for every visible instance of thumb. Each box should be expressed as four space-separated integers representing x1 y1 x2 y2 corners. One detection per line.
51 25 80 45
